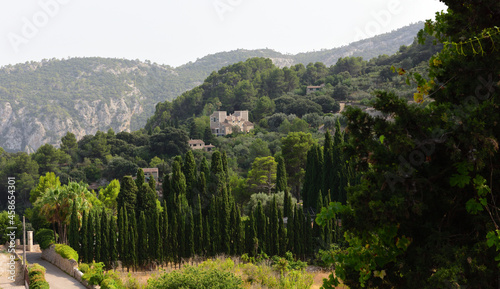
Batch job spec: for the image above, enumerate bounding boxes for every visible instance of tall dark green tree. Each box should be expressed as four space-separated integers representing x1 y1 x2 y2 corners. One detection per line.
109 215 118 269
86 211 94 262
322 131 335 201
269 196 279 256
69 201 79 251
94 211 101 262
100 209 109 268
161 201 170 265
183 150 197 203
137 211 148 269
117 176 138 218
275 155 288 194
194 194 204 256
255 201 267 254
80 210 88 263
185 210 194 259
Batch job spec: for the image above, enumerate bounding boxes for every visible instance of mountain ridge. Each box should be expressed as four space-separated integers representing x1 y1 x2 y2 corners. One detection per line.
0 22 424 152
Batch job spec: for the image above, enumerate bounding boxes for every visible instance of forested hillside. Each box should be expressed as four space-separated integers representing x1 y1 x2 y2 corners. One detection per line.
0 22 423 152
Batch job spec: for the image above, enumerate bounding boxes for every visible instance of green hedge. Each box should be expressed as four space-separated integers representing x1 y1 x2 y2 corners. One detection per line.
54 243 79 261
29 263 49 289
34 229 57 250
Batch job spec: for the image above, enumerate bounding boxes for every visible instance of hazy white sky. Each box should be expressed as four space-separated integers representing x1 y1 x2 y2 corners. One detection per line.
0 0 447 68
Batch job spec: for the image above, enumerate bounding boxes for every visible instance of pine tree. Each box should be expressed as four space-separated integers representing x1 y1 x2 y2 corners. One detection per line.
100 209 109 268
80 210 88 263
137 211 148 269
69 201 79 252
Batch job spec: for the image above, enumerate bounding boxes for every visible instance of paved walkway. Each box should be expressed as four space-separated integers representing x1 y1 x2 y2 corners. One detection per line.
25 252 86 289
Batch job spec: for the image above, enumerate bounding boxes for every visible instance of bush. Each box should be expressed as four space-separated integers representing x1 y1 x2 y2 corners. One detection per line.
29 263 46 278
34 229 57 250
147 265 243 289
55 243 79 261
29 263 49 289
82 262 105 285
79 263 90 274
30 280 50 289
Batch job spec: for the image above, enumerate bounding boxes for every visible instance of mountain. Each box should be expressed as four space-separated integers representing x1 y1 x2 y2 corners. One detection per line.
0 22 424 152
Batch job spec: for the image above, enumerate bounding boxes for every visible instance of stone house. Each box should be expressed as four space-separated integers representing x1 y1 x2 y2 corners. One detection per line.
210 110 254 136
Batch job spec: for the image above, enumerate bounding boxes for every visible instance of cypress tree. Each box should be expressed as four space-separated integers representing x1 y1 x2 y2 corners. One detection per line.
208 198 218 255
122 208 129 270
128 211 137 271
255 201 267 254
137 211 148 269
270 196 279 256
315 194 326 248
135 168 145 189
332 118 345 203
194 194 203 256
294 206 303 257
118 207 125 263
245 214 257 257
200 157 210 181
87 211 94 263
69 201 79 252
162 201 169 265
162 174 172 208
276 156 288 193
219 195 231 255
170 160 186 199
80 210 88 263
234 205 242 256
204 217 211 257
322 131 335 202
101 209 109 268
185 210 194 259
170 209 179 267
278 207 286 256
148 209 160 263
109 215 118 269
183 150 196 203
148 175 156 195
117 176 138 218
287 207 294 253
324 194 333 245
95 211 101 262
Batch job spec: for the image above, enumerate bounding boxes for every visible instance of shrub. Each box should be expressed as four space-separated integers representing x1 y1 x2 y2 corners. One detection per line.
82 262 105 285
30 280 50 289
29 263 46 278
34 229 57 250
29 263 49 289
55 243 79 261
146 265 243 289
79 263 90 274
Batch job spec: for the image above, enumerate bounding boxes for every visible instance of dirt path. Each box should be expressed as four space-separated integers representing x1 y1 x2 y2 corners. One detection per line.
25 252 86 289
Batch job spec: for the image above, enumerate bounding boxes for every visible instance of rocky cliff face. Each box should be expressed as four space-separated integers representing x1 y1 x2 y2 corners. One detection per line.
0 98 142 152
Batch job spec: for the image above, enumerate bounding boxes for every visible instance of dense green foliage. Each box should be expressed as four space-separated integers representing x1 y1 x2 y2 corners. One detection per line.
54 243 79 261
316 1 500 288
34 229 57 250
28 263 49 289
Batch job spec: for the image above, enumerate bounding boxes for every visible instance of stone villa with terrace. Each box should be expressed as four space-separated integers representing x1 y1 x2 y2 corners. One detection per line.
210 110 254 136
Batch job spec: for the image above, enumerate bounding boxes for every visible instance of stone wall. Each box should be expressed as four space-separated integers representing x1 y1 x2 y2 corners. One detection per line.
41 245 95 289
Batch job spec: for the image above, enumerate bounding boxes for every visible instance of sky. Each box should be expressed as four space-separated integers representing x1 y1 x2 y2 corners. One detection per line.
0 0 447 68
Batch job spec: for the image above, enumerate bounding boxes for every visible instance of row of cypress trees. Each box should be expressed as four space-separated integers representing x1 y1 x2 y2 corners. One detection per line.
68 146 340 270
